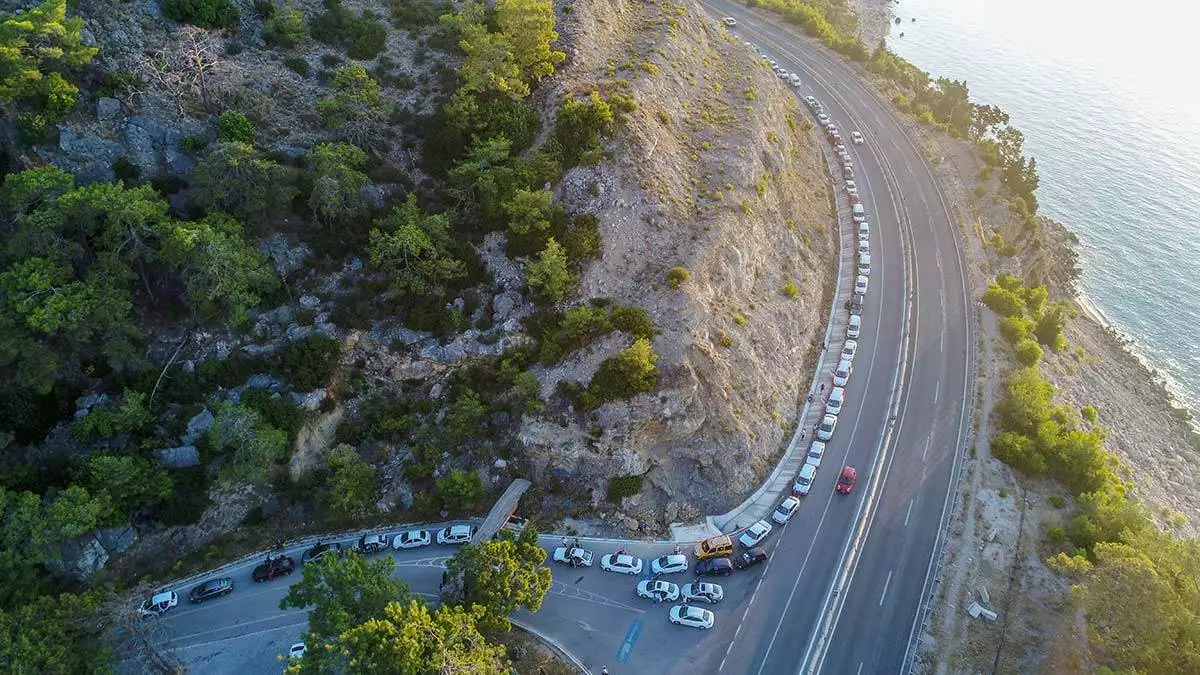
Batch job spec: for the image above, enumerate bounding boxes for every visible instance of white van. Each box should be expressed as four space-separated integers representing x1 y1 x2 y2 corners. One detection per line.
852 203 866 223
826 386 845 415
834 359 853 387
847 314 861 339
858 252 871 276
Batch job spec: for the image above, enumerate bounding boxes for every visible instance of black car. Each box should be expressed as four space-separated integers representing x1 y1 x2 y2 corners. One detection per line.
188 577 234 603
695 558 734 577
845 293 863 316
302 541 344 564
252 555 296 582
733 547 768 570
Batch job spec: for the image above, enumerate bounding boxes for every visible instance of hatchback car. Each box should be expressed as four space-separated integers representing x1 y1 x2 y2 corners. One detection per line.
188 578 233 603
139 591 178 617
695 557 734 577
827 123 839 135
858 221 870 237
651 554 689 575
682 582 724 603
437 525 474 545
670 605 715 629
851 131 864 145
805 95 817 107
847 314 861 339
825 387 845 415
843 166 854 181
854 275 869 295
835 363 854 392
844 180 858 195
553 547 594 567
837 466 858 494
858 238 870 255
841 339 858 362
738 520 773 549
601 553 644 575
253 554 296 582
793 462 817 495
733 547 768 570
817 413 838 441
302 541 344 564
806 440 827 467
722 16 737 26
859 252 871 276
772 496 800 524
393 529 432 550
357 534 388 554
288 643 307 660
638 579 680 601
817 113 830 126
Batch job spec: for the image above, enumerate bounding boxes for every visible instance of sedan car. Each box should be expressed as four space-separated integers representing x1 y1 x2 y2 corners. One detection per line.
670 605 715 629
837 466 858 494
302 541 344 564
841 339 858 362
834 359 853 387
695 557 734 577
817 113 830 126
437 524 474 545
806 440 827 468
252 555 296 582
844 180 858 195
738 520 773 549
357 534 388 554
817 413 838 441
854 275 869 295
637 579 681 601
858 238 870 255
722 16 737 26
139 591 178 617
847 314 861 339
601 553 643 575
682 582 724 603
393 529 432 550
805 95 817 107
772 496 800 524
843 166 855 181
793 462 817 495
651 554 689 575
851 131 864 145
188 578 233 603
733 547 768 570
553 547 594 567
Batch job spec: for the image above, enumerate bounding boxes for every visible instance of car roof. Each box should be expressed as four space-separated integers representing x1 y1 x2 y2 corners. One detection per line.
799 463 817 478
151 591 174 604
448 524 470 533
841 466 856 477
685 606 709 618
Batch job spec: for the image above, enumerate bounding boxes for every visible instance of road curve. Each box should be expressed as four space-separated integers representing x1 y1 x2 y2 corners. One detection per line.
699 2 975 674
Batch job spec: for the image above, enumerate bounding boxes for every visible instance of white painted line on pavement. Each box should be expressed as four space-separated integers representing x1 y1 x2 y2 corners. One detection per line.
940 329 944 352
856 662 864 675
904 499 914 528
934 380 940 405
166 619 304 654
922 436 931 463
879 570 893 606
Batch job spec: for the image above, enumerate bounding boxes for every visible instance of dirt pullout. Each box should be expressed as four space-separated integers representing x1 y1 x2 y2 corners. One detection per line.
518 0 836 522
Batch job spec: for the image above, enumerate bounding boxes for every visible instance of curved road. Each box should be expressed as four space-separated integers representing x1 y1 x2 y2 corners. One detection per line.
146 6 973 674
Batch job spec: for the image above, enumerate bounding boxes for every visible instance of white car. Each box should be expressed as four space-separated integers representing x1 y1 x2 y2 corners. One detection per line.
670 605 715 630
842 154 854 168
393 529 432 549
806 440 827 467
847 314 861 339
858 239 870 255
834 143 846 154
827 123 839 135
817 113 830 126
841 339 858 362
738 520 773 548
650 554 689 575
854 275 869 295
436 525 473 545
852 203 866 223
789 73 801 87
844 181 857 195
723 17 737 26
793 462 817 495
805 95 817 107
601 553 644 575
851 131 864 145
288 643 306 660
858 221 870 238
817 413 838 441
682 582 724 603
859 252 871 276
843 166 854 181
834 359 853 387
744 41 754 48
772 496 800 524
638 579 681 601
139 591 178 617
769 60 778 68
826 387 845 415
553 547 594 567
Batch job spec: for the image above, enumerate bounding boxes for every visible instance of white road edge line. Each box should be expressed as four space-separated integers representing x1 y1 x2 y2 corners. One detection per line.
879 570 893 606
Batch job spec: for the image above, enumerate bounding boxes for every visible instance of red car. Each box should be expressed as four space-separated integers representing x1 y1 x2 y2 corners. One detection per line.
836 466 857 494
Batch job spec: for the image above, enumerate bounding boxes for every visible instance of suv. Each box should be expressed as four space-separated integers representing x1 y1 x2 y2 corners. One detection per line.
437 524 474 545
253 555 296 582
188 578 233 603
302 541 344 564
357 534 388 554
139 591 178 617
695 558 734 577
733 548 768 570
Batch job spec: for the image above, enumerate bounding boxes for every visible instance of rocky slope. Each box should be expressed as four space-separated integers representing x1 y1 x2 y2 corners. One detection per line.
519 0 836 524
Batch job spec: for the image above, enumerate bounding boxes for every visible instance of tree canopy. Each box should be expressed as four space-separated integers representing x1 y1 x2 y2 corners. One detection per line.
443 526 552 630
368 195 466 298
335 600 509 674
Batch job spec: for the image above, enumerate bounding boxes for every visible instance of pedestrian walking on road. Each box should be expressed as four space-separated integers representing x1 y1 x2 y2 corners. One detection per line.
602 667 609 675
820 383 825 393
562 537 569 548
673 544 681 555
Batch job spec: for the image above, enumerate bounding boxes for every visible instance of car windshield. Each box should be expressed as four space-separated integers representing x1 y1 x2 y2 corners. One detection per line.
840 474 852 484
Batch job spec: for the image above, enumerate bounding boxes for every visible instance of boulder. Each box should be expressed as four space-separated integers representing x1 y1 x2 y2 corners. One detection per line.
258 234 312 277
164 129 197 175
74 393 110 419
97 97 122 122
44 534 108 581
292 389 327 411
246 374 283 390
123 115 168 174
95 525 137 556
158 445 201 468
493 291 519 322
181 408 215 445
55 128 123 182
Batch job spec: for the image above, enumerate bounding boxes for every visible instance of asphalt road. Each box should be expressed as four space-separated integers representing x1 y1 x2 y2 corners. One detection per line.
696 3 974 675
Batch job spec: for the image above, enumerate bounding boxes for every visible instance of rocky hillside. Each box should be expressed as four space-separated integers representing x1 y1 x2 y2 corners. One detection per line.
520 0 836 523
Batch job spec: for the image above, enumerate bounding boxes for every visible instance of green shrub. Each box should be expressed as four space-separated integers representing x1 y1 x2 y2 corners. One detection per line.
279 334 341 390
253 0 276 18
609 305 655 340
239 387 303 441
158 466 212 525
162 0 238 28
561 213 601 265
284 56 311 76
1049 495 1066 508
218 110 255 144
1081 405 1098 423
587 338 659 405
310 0 388 60
607 474 643 502
666 266 689 288
1047 526 1065 542
553 92 616 167
263 6 309 48
437 469 482 511
181 135 209 153
111 157 140 183
782 282 798 298
1013 338 1043 366
998 314 1034 344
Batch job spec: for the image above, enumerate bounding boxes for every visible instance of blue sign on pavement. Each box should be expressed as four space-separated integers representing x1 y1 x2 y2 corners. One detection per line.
616 620 643 663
